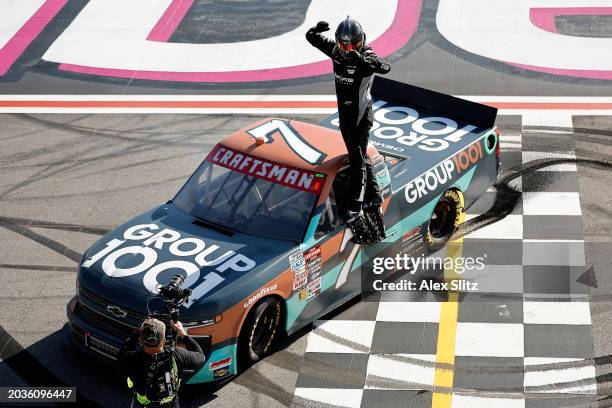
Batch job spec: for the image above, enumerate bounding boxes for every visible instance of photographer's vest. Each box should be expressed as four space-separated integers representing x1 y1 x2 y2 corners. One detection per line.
127 350 180 406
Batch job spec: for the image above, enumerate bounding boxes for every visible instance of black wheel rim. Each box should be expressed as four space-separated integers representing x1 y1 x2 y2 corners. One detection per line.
251 304 278 354
429 198 456 238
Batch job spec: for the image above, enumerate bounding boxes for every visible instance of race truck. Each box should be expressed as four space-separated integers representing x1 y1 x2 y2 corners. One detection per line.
66 77 499 383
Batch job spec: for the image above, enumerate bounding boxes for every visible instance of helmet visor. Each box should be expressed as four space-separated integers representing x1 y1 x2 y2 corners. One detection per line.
337 40 362 52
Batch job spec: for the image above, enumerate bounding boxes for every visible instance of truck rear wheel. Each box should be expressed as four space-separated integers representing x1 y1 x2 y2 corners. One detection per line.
425 189 464 250
238 297 282 368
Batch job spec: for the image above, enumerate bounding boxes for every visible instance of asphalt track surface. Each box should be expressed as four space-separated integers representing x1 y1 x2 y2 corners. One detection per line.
0 112 610 408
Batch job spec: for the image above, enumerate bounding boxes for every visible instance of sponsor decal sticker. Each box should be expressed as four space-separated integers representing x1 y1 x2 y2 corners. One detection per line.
404 159 455 204
290 258 305 272
293 272 307 291
451 140 484 174
306 277 321 300
304 246 321 261
371 101 478 152
304 246 322 301
307 259 321 273
213 367 231 378
208 145 325 194
402 226 421 242
293 246 322 301
308 270 321 281
209 356 232 371
243 284 278 309
298 289 308 300
403 140 483 204
289 249 307 291
401 225 425 256
81 223 256 308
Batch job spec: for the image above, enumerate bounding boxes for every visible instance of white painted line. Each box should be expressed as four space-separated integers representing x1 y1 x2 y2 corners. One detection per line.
524 357 596 395
500 134 522 143
523 240 585 267
4 95 612 102
524 302 591 325
0 94 338 101
455 323 524 357
452 395 525 408
462 96 612 103
2 96 612 114
500 142 522 150
522 111 573 129
523 192 582 216
526 128 574 135
376 301 441 323
293 388 364 408
4 107 612 115
501 109 612 116
1 108 612 115
464 214 523 240
0 108 339 115
522 151 577 172
305 320 376 354
364 354 436 390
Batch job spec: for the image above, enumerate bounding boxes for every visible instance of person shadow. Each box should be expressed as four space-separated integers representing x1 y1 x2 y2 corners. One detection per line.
0 319 316 408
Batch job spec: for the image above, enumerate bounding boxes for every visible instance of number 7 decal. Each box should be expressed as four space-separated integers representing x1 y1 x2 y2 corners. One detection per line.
247 119 327 165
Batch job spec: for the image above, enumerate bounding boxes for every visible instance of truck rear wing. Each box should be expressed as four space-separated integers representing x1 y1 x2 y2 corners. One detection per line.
371 77 497 130
319 77 498 183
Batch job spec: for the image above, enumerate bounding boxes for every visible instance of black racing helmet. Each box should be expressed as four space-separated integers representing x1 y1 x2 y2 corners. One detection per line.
335 16 365 52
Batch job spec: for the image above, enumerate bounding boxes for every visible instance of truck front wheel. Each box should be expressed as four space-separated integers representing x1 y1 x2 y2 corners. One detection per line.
238 297 282 368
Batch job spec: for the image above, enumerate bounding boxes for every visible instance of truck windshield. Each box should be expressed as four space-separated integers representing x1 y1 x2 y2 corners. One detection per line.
173 146 325 242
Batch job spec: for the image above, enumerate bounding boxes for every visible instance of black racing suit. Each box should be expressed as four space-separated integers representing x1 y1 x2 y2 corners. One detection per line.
306 28 391 215
118 334 205 408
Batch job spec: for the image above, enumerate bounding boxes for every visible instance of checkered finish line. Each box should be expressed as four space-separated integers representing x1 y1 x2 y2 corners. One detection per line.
291 115 595 408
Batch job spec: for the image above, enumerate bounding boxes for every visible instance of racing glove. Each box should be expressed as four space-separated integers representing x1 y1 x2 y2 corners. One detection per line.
309 21 330 34
306 21 335 57
348 50 391 74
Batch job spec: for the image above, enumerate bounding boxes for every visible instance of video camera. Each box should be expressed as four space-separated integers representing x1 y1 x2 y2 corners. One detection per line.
146 274 192 348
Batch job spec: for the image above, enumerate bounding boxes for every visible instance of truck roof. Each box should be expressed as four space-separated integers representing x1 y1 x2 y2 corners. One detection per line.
219 118 349 174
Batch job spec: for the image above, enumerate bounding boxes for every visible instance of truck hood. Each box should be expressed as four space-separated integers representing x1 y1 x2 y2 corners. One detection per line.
78 203 295 318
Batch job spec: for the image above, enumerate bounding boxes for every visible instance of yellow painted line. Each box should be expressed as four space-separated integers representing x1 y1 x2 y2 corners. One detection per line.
431 212 465 408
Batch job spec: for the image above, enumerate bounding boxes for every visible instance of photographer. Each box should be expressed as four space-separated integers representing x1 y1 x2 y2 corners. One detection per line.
118 318 205 408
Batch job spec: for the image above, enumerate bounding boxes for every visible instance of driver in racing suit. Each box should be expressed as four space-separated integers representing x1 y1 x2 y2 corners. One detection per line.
306 17 391 223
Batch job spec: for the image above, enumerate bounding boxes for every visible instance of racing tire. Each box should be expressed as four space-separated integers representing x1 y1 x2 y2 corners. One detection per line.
425 189 464 251
238 297 282 368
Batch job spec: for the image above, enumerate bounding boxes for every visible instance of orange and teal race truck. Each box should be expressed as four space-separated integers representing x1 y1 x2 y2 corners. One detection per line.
67 77 499 383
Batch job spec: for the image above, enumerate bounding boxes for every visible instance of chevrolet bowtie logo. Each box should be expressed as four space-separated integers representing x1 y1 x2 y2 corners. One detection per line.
106 305 127 318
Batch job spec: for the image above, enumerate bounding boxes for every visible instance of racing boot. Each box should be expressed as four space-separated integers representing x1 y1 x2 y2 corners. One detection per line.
349 215 373 245
365 205 386 242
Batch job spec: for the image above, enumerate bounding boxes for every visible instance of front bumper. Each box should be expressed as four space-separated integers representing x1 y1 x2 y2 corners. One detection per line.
66 296 213 375
66 295 125 368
